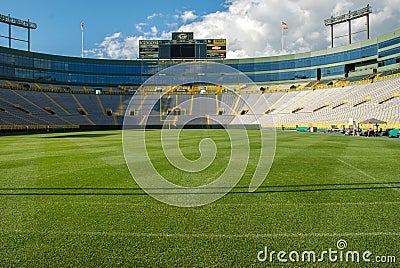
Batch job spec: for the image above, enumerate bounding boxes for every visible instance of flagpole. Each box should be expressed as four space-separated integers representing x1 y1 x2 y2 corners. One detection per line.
281 21 284 51
281 21 288 52
81 22 84 58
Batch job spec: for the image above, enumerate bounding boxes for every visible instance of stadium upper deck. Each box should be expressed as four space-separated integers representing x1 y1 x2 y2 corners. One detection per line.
0 30 399 87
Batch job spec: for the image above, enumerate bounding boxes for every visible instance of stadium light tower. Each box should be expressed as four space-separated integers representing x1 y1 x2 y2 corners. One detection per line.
0 14 37 51
324 4 372 48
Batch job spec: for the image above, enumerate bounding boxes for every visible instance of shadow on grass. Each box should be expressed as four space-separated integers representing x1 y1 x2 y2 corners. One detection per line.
42 133 116 139
41 129 158 139
1 181 399 196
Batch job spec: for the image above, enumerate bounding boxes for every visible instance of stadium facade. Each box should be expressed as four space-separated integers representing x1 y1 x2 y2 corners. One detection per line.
0 30 399 87
0 29 399 132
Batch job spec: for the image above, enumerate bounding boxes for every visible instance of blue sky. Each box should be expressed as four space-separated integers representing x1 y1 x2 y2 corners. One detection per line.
0 0 225 56
1 0 399 59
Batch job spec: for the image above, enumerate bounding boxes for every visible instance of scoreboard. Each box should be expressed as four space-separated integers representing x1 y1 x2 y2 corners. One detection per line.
139 32 226 59
206 39 226 58
138 40 159 59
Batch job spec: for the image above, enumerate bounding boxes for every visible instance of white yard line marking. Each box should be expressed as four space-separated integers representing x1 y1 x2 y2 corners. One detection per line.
3 200 400 207
337 158 377 181
1 230 399 239
337 158 400 194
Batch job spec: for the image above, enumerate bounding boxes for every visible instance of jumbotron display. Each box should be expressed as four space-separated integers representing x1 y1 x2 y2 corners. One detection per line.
139 32 226 59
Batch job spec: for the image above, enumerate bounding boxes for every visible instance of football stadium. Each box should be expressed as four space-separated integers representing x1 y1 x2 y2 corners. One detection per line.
0 4 400 267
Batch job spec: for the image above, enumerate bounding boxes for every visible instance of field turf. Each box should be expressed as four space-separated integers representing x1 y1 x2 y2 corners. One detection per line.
0 130 399 267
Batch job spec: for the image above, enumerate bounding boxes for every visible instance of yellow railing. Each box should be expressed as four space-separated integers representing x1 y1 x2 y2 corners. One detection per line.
0 124 79 131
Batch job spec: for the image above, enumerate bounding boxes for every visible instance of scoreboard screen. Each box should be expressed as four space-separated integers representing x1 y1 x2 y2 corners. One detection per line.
171 44 195 58
139 32 226 60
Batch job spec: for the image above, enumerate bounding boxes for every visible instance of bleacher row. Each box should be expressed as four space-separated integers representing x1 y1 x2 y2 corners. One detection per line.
0 76 399 130
0 87 129 127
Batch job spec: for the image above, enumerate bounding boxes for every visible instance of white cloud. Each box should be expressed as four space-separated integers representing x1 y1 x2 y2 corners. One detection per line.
147 13 162 20
181 10 198 23
134 23 159 38
88 0 400 59
87 32 142 59
151 26 158 36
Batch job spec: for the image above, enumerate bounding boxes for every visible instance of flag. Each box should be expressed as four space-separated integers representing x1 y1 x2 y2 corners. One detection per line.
282 21 288 30
81 22 84 32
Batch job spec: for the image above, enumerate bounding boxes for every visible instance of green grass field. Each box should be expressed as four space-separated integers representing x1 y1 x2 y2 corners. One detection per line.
0 130 399 267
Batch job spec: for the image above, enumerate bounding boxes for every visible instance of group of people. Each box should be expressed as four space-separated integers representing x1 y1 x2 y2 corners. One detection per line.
365 127 382 137
344 127 382 137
